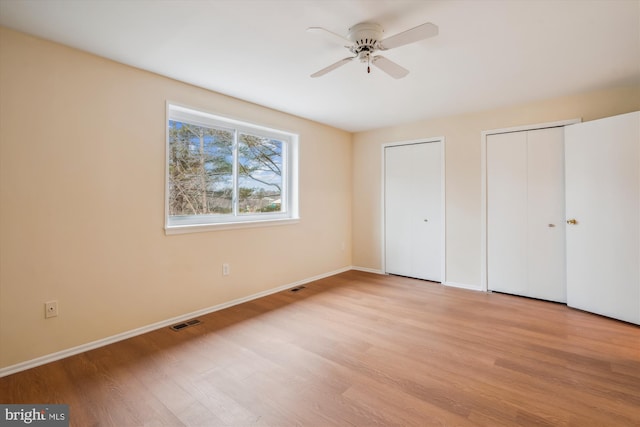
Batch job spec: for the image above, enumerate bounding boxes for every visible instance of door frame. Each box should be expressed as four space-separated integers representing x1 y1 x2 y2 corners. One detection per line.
480 119 580 291
381 137 446 283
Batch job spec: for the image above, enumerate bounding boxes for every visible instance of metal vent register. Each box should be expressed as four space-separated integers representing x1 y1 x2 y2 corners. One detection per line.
170 318 202 331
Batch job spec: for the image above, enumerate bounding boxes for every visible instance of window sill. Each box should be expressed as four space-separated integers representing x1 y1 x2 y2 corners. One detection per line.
165 217 300 235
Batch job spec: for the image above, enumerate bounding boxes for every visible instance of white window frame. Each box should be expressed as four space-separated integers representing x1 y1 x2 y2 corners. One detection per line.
165 103 299 234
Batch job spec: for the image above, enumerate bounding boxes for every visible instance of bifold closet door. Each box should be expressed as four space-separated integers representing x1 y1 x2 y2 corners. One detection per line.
385 142 442 282
565 111 639 324
526 128 566 302
487 127 566 302
487 131 528 296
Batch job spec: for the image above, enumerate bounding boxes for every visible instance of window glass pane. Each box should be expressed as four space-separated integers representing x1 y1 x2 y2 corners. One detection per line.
166 104 298 232
168 120 233 216
238 133 284 214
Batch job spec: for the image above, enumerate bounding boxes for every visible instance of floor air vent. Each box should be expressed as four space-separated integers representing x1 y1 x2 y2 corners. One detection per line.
170 318 202 331
290 286 306 292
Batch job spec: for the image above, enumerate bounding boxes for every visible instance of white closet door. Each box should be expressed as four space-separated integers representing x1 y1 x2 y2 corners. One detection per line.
385 142 442 282
487 127 566 302
526 128 566 302
487 131 528 296
565 112 640 324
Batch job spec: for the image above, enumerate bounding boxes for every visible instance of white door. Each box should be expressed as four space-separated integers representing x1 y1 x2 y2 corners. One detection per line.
385 142 442 282
565 111 640 324
487 127 566 302
487 131 528 296
526 128 567 302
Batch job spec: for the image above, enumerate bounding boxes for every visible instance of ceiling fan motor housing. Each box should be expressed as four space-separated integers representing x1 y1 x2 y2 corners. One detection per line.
348 23 383 61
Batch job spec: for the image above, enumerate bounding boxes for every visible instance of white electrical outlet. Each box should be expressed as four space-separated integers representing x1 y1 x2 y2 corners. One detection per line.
222 263 230 276
45 300 58 318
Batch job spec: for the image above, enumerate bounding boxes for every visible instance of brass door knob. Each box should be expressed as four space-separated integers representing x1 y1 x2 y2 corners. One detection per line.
567 218 577 225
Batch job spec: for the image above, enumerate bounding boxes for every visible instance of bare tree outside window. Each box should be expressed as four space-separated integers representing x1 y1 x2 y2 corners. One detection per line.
168 121 284 219
168 121 233 216
238 133 283 214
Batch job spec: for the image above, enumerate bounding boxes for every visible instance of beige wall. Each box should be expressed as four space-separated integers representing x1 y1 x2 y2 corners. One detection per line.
0 28 352 369
352 85 640 286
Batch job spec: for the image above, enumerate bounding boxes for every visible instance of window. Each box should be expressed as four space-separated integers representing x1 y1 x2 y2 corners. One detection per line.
166 104 298 233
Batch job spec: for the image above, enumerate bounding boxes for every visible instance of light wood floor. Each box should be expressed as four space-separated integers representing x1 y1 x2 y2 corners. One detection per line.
1 271 639 426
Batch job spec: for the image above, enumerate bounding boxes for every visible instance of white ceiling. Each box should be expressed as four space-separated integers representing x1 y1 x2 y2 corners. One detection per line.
1 0 638 132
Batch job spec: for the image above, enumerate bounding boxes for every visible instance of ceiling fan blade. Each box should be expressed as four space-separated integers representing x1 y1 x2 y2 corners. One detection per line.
310 57 354 78
307 27 352 47
371 56 409 79
378 22 438 50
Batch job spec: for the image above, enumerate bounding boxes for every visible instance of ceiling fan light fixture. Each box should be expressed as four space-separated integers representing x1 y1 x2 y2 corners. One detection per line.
308 21 438 79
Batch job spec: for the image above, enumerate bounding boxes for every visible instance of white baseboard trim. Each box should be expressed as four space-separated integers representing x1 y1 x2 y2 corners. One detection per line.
0 266 352 378
443 281 483 292
350 266 385 275
350 268 481 292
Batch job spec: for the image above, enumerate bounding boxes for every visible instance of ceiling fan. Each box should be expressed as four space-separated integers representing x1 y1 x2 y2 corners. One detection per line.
307 22 438 79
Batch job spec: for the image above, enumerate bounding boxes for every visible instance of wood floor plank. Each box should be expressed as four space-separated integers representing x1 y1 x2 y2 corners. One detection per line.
1 270 639 426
